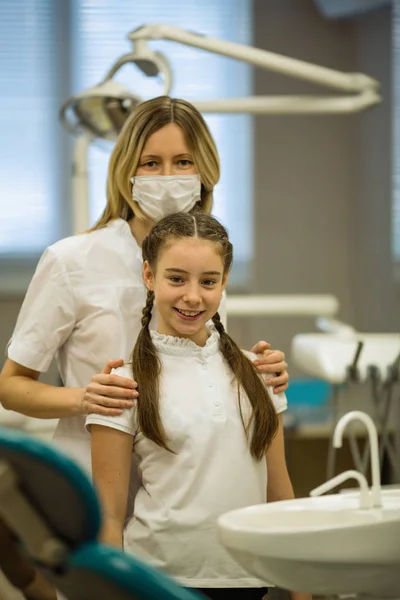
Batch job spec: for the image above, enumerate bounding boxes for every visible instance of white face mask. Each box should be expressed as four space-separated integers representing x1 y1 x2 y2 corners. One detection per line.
130 174 201 221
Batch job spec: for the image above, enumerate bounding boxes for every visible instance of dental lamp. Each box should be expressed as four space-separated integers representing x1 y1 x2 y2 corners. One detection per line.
60 39 173 141
60 23 381 140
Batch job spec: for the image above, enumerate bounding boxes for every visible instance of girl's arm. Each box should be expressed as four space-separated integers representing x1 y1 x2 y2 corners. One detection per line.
266 414 294 502
90 424 134 547
266 416 312 600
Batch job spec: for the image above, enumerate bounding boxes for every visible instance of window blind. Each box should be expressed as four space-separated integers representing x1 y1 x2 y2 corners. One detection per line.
0 0 61 256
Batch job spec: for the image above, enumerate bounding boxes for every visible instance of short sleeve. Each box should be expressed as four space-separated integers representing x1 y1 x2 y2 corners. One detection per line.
242 350 288 414
265 383 287 414
6 247 76 373
85 366 138 436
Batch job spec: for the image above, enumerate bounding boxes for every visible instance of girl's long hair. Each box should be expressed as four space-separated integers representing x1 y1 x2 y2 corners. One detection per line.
132 212 279 460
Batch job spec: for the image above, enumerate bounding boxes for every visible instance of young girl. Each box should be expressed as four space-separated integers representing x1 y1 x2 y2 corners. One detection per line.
86 212 303 600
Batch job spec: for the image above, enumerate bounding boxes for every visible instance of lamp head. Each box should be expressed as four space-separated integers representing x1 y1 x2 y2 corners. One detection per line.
59 39 172 141
59 80 142 141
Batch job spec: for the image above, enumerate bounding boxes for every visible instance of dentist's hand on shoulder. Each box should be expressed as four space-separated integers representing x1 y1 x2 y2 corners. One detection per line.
250 341 289 394
82 359 138 416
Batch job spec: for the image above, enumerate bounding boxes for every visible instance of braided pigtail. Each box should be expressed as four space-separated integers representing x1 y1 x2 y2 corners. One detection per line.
212 312 278 460
132 290 172 452
140 290 155 328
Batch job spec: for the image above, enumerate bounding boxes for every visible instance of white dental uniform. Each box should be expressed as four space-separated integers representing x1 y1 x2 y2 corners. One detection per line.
6 218 227 474
86 328 287 589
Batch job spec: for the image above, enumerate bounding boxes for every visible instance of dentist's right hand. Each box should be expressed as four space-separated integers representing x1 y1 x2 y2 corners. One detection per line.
82 359 138 416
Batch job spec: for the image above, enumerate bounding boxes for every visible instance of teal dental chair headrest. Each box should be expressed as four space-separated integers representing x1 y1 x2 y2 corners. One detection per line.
0 427 202 600
0 426 101 547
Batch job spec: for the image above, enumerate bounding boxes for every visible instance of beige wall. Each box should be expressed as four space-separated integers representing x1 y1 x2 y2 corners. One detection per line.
351 7 400 331
228 0 396 370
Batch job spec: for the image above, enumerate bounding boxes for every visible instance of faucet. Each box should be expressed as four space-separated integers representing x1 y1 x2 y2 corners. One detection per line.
310 469 372 509
333 410 382 508
310 411 382 509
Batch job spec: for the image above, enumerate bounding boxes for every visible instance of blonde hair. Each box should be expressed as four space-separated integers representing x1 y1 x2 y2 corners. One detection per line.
91 96 220 230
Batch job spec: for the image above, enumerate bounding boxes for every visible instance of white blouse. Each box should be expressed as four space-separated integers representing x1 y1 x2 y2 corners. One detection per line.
6 217 227 473
86 327 287 589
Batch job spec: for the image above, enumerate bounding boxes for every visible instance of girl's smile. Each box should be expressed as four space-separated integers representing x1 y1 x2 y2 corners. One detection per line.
173 307 206 320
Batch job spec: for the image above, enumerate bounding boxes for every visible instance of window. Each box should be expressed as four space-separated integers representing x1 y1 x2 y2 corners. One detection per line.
1 0 253 289
0 0 63 257
71 0 253 283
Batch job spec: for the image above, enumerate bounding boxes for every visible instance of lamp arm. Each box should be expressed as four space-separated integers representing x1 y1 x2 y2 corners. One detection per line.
128 23 380 94
193 92 380 114
72 136 92 234
104 53 142 80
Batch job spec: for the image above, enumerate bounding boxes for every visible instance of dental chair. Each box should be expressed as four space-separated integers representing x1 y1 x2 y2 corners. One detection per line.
0 426 200 600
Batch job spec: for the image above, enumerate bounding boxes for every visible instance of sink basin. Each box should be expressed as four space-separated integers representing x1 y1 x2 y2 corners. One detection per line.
218 493 400 598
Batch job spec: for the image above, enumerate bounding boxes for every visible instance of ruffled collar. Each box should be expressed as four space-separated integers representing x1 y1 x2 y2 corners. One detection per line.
150 325 220 358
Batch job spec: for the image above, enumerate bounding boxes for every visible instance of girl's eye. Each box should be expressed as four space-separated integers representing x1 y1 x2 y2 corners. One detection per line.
202 279 216 287
169 276 184 284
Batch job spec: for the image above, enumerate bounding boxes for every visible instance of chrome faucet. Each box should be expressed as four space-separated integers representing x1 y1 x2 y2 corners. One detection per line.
310 469 371 509
310 410 382 509
333 411 381 508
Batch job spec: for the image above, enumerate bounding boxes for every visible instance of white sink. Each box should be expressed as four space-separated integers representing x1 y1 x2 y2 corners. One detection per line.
218 492 400 597
218 411 400 597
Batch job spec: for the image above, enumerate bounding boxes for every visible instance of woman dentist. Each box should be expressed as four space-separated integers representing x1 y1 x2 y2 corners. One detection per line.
0 96 289 600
